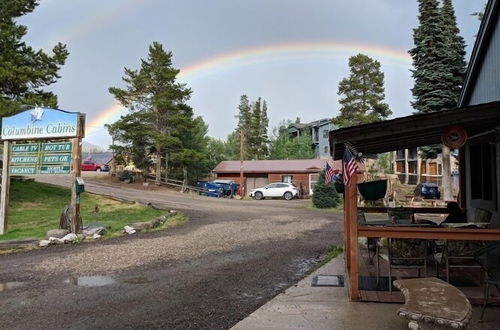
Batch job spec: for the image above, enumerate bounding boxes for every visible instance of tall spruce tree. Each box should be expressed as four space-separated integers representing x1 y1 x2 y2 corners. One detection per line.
109 42 192 183
232 95 269 160
410 0 466 199
333 54 391 128
0 0 69 116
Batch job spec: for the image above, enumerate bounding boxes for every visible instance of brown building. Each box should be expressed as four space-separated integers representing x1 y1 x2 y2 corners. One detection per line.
213 159 342 197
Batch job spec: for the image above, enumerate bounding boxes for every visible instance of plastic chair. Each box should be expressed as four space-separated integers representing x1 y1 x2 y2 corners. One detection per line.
474 243 500 321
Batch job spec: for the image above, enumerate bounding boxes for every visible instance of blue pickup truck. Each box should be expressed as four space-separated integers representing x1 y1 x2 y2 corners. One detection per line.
195 180 239 198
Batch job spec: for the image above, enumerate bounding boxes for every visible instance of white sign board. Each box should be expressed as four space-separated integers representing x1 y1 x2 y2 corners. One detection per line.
1 107 78 140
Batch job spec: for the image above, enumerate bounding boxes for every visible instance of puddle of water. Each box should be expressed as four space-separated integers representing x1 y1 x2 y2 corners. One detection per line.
65 276 117 287
0 281 26 292
122 276 149 285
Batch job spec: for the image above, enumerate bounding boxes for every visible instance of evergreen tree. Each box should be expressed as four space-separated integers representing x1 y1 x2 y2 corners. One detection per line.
410 0 466 199
333 54 391 128
171 111 210 185
312 171 341 209
0 0 69 116
269 121 315 160
258 100 270 158
231 95 269 160
409 0 449 113
108 42 192 183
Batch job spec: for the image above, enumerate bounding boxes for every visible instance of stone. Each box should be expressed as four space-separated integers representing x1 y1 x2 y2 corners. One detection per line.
92 233 101 239
82 225 106 237
149 218 162 228
39 240 51 247
124 225 136 235
158 215 167 223
143 182 149 187
62 233 78 243
77 234 86 241
48 237 65 244
130 222 152 231
46 229 69 239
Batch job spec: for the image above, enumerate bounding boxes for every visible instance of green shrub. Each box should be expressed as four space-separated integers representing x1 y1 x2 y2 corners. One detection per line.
118 170 135 182
312 171 342 208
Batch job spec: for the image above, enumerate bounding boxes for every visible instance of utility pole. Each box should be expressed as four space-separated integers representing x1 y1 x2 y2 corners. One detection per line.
239 129 245 196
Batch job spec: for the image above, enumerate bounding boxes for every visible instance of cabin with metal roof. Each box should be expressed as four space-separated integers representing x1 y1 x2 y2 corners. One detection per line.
213 159 343 196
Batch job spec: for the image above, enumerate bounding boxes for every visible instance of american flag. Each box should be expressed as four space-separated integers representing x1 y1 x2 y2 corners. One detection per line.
343 147 358 187
324 163 336 184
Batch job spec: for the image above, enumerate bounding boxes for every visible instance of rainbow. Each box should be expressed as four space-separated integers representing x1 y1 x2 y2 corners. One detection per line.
85 41 412 136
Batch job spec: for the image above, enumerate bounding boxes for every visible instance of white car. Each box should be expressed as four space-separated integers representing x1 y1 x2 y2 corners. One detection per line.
250 183 299 200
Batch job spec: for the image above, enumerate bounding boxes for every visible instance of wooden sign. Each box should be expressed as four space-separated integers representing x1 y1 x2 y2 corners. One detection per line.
0 108 85 235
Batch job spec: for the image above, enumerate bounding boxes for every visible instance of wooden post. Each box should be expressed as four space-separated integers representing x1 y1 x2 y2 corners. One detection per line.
343 189 351 271
347 173 360 300
71 137 82 233
239 130 245 196
0 141 11 235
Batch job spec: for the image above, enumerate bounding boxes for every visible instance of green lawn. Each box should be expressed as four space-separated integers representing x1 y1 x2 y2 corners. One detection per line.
1 180 173 241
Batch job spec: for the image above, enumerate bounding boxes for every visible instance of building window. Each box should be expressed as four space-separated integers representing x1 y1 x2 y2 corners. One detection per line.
396 161 404 173
310 173 319 193
323 130 328 138
396 150 405 160
282 175 293 183
408 161 417 174
324 146 328 154
470 143 494 200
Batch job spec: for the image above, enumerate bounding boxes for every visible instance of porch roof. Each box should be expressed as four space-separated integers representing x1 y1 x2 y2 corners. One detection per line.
329 101 500 159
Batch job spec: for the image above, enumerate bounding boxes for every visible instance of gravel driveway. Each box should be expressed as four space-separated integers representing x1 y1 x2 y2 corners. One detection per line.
0 175 344 329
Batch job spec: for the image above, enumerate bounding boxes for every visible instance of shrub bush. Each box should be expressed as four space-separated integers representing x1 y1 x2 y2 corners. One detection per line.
312 171 342 208
118 170 135 182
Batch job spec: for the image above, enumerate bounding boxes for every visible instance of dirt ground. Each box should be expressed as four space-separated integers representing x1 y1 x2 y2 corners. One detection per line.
0 174 344 329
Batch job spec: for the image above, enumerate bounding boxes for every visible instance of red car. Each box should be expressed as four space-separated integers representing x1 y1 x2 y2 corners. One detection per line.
81 160 109 172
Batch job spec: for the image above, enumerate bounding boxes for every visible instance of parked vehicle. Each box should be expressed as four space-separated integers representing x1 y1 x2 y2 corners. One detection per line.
250 182 299 200
195 181 224 198
415 183 441 199
81 160 109 172
213 180 239 197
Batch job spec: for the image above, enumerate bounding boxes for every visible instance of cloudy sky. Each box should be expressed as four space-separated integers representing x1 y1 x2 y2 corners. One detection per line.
19 0 484 148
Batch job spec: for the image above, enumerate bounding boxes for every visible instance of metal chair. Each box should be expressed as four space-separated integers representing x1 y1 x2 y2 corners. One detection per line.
386 238 428 293
474 243 500 321
443 240 485 283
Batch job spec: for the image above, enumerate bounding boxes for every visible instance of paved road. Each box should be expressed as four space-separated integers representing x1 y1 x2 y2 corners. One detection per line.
0 175 344 329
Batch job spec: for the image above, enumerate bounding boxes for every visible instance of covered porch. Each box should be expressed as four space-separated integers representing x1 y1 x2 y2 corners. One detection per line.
329 101 500 303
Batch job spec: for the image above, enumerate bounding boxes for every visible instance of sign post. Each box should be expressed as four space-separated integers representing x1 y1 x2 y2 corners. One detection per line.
0 107 85 235
0 141 11 234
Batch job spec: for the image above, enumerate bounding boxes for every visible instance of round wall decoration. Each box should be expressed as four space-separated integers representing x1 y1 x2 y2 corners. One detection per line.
441 126 467 149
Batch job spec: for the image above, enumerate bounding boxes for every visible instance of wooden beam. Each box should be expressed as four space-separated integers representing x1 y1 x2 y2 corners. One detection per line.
358 226 500 241
347 174 360 301
70 137 82 233
0 141 11 235
358 206 448 214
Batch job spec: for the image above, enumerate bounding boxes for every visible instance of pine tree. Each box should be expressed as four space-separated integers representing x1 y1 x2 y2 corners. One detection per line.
258 100 270 158
232 95 269 160
409 0 449 113
269 121 315 160
312 171 341 209
333 54 391 128
441 0 467 105
0 0 69 116
410 0 466 199
109 42 192 183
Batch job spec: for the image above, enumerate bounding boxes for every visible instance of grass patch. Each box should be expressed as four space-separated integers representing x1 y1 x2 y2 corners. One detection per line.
1 180 170 241
316 245 343 269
